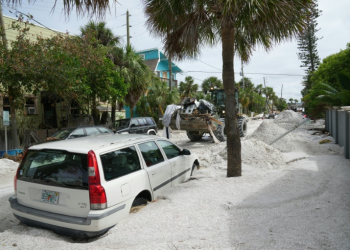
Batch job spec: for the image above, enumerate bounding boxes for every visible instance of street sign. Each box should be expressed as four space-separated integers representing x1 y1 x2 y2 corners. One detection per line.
3 111 10 126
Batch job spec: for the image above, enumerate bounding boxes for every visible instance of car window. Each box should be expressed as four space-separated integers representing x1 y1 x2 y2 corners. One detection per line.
145 117 155 125
114 119 130 129
50 128 75 139
137 118 146 126
69 128 85 139
157 140 181 159
130 119 139 127
85 127 100 136
18 150 88 189
100 146 141 181
138 141 164 167
97 127 112 134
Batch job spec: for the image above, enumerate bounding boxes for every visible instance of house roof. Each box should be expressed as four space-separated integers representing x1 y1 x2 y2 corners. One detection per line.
136 48 182 73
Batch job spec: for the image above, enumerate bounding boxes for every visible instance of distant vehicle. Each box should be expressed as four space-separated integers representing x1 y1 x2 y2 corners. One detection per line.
113 117 158 135
49 126 113 140
10 134 199 238
25 126 114 150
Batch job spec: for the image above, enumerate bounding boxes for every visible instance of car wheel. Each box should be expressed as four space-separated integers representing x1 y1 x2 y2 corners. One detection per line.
191 163 199 176
149 131 156 135
132 197 148 207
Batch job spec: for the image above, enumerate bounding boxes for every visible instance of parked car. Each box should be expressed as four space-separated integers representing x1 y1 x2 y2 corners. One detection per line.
49 126 113 140
113 117 158 135
9 134 199 238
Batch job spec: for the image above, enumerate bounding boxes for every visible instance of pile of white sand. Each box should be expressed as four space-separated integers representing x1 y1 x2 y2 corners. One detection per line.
247 113 342 156
240 139 286 169
274 110 305 125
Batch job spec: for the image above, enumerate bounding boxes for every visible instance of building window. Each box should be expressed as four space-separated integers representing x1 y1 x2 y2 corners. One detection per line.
25 97 36 114
3 97 11 114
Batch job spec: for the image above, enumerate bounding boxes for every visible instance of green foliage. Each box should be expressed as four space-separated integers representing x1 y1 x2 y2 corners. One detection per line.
304 43 350 115
274 97 288 111
178 76 198 99
297 1 321 96
311 43 350 89
238 77 255 91
136 77 180 122
201 76 223 93
0 19 127 121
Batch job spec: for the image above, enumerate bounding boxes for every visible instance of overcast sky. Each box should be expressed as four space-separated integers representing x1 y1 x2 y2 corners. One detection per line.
2 0 349 102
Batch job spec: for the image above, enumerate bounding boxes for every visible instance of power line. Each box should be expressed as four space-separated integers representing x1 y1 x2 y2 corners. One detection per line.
182 70 303 76
192 57 221 71
7 7 63 35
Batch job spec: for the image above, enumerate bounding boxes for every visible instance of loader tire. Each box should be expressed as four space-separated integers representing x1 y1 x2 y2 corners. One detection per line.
213 121 226 142
187 131 203 141
238 118 247 137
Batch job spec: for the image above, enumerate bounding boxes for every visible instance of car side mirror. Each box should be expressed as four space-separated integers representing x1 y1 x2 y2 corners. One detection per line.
130 124 136 127
181 149 191 155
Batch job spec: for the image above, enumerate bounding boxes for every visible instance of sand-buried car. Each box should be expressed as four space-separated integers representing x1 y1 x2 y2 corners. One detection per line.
9 134 199 238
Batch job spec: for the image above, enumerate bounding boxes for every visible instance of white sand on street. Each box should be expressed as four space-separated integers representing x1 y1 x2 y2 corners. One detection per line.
0 111 349 249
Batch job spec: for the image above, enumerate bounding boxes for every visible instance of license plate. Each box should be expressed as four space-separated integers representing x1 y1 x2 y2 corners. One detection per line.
41 190 59 204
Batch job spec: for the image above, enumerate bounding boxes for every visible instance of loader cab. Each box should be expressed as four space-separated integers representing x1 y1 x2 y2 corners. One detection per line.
209 88 239 117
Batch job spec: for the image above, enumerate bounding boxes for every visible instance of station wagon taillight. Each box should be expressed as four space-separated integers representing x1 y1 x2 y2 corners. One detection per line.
88 150 107 210
14 149 27 193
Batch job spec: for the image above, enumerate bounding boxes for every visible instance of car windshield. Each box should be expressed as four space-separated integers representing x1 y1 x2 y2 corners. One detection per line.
17 150 88 189
51 128 75 139
114 119 130 129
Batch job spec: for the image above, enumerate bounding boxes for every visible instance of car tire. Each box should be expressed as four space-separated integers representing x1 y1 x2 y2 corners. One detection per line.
132 197 148 207
187 131 203 141
149 131 156 135
213 120 226 142
238 118 247 137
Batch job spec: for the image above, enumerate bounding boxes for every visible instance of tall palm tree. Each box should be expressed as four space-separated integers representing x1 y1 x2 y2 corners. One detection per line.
178 76 198 99
201 76 223 93
80 21 120 47
80 21 121 123
289 98 294 108
143 0 311 177
263 87 275 113
110 45 152 117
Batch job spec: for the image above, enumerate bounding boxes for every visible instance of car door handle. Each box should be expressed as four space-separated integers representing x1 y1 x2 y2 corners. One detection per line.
151 172 156 176
172 163 177 167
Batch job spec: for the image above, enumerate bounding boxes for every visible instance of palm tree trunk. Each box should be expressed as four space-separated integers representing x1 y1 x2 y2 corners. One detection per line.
222 25 241 177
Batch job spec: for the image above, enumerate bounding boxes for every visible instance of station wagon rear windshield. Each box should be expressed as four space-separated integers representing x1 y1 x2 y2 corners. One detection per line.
17 150 88 189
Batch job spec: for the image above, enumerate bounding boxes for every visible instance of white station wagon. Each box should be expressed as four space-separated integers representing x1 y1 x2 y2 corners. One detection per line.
9 134 199 238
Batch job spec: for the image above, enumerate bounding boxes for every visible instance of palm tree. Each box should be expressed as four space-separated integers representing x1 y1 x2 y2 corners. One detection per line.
147 77 180 116
143 0 311 177
110 45 152 118
201 76 223 93
178 76 198 99
80 21 121 123
239 90 250 114
80 21 120 47
263 87 275 113
289 98 294 108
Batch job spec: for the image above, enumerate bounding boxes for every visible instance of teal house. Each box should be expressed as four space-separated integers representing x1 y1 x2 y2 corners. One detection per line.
125 48 182 118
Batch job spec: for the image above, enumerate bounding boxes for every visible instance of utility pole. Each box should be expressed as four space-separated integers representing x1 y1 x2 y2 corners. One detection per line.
126 10 131 46
281 84 283 98
167 31 172 90
241 60 245 90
